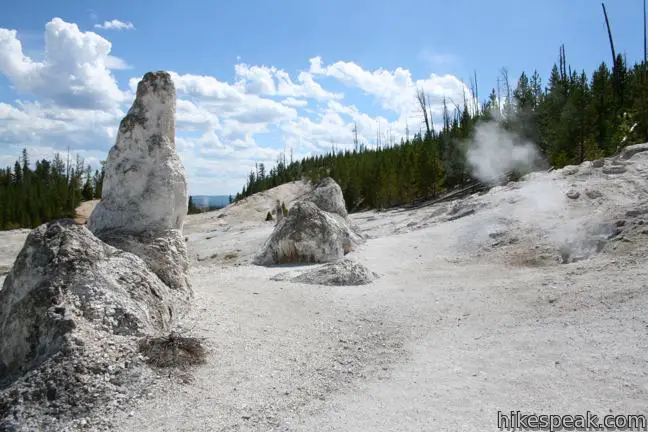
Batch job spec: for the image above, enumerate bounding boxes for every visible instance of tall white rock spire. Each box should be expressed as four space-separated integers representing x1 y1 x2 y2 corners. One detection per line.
88 71 188 235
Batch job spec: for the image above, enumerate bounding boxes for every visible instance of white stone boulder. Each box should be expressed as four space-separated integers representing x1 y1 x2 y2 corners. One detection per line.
270 258 378 286
0 220 175 388
619 142 648 160
96 229 191 307
88 71 188 235
253 201 355 265
305 177 348 219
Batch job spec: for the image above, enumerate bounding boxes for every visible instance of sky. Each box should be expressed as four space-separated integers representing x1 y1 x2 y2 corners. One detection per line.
0 0 643 195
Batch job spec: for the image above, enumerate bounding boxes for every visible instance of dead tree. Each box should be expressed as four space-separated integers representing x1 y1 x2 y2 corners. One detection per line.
352 122 359 152
417 87 432 138
473 70 480 114
644 0 648 63
602 3 616 64
500 67 513 119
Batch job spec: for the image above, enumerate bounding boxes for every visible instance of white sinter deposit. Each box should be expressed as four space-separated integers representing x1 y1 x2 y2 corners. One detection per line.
88 71 188 235
253 177 364 266
305 177 349 220
89 71 191 304
0 71 193 432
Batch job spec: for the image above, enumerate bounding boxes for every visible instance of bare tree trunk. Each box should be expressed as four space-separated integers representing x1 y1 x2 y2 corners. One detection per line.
417 88 432 138
473 70 479 114
602 3 616 64
353 122 359 152
500 68 512 120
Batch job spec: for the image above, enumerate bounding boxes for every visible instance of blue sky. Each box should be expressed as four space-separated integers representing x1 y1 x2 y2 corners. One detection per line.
0 0 642 194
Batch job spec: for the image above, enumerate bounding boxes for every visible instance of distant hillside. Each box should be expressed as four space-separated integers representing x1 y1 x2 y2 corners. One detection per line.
190 195 231 210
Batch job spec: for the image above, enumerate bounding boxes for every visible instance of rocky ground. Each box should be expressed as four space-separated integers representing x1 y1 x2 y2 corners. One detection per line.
2 148 648 431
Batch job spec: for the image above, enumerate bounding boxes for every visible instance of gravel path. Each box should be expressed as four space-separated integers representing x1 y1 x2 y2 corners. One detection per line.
110 207 648 431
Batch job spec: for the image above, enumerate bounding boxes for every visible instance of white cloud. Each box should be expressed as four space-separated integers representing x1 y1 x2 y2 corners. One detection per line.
156 72 299 131
234 63 342 100
175 99 220 128
167 72 244 101
228 95 297 124
280 99 410 156
282 97 308 107
177 130 284 194
0 103 29 121
0 100 122 151
0 17 472 195
309 56 470 118
94 20 135 31
234 64 276 94
105 55 131 70
0 18 128 109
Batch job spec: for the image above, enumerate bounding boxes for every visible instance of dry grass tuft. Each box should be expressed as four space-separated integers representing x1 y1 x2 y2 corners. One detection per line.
138 332 207 368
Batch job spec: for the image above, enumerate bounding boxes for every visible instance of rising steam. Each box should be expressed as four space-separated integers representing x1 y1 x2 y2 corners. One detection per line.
465 121 543 185
462 120 613 264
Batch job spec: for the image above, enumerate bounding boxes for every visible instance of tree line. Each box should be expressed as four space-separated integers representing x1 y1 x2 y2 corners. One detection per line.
0 149 104 230
235 46 647 211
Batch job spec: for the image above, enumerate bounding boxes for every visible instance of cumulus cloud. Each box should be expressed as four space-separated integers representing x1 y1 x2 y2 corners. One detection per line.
280 99 401 155
94 20 135 30
166 72 244 101
136 71 300 132
229 95 297 124
0 18 473 195
175 99 221 128
234 63 342 100
309 56 469 117
177 130 284 194
105 55 131 70
0 18 128 109
282 97 308 107
0 100 122 151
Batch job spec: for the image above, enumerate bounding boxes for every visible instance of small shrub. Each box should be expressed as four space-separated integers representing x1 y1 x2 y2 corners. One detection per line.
281 202 288 216
138 332 207 368
265 211 274 221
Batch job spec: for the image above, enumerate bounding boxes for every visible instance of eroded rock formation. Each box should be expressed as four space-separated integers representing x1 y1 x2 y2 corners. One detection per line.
254 201 355 265
0 71 193 430
0 220 174 387
88 71 188 235
254 177 364 266
88 71 191 303
271 258 378 285
305 177 348 220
